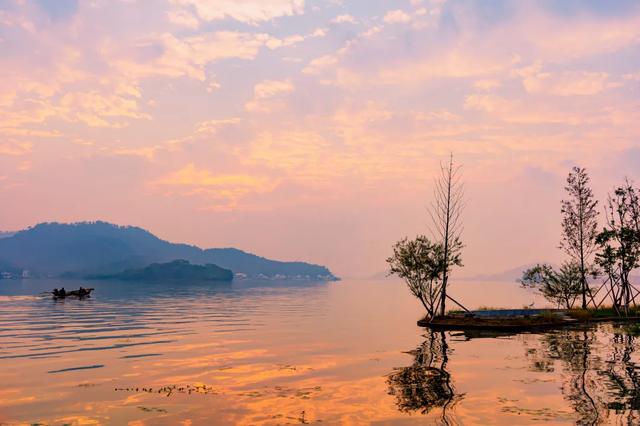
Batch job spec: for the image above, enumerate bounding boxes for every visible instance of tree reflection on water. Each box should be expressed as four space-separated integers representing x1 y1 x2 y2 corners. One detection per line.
525 325 640 425
386 330 462 425
389 324 640 425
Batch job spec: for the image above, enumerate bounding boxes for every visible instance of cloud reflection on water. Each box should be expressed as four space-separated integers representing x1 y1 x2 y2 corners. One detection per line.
1 279 640 424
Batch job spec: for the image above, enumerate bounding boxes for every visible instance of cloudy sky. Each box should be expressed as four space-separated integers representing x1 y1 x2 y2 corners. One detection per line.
1 0 640 278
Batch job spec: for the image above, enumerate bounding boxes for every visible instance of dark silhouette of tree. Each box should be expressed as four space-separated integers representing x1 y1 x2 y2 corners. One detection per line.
429 154 464 317
520 262 586 309
561 167 599 309
387 236 454 320
596 180 640 315
387 331 462 424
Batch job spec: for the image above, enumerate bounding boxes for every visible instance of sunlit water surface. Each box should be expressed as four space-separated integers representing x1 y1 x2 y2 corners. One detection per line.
0 279 639 425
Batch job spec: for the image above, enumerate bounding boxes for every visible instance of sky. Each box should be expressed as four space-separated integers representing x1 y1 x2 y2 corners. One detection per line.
1 0 640 278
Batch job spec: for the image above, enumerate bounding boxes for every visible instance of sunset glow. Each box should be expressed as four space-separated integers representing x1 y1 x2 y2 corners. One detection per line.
2 0 640 277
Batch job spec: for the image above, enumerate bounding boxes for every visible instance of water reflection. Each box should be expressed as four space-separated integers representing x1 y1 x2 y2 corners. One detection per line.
387 330 462 425
525 328 600 425
522 325 640 424
389 325 640 425
6 278 640 424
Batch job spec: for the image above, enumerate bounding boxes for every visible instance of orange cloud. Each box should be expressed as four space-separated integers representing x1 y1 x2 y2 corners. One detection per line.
383 10 412 24
153 164 279 210
0 141 33 156
245 79 294 112
170 0 305 25
514 63 621 96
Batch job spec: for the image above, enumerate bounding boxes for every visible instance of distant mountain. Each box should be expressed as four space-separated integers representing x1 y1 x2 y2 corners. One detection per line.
0 221 337 281
460 263 559 282
368 270 396 281
92 259 233 282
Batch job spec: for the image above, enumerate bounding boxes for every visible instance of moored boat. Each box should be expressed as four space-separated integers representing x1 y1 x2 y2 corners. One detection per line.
52 287 94 299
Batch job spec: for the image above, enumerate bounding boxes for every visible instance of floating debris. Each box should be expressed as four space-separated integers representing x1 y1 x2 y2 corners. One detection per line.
115 384 218 396
48 364 104 374
137 406 168 414
277 364 298 371
499 403 573 421
239 385 322 400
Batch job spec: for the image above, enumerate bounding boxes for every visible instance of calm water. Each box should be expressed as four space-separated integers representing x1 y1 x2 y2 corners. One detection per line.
0 278 639 425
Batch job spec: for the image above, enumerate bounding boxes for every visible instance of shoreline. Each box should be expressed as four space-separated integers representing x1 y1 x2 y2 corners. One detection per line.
418 309 640 331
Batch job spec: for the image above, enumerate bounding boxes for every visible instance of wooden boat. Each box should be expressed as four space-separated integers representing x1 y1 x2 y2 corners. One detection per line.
53 288 94 299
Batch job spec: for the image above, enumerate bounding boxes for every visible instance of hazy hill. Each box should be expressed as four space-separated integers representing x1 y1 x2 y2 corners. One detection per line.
93 259 233 282
0 222 337 281
460 263 559 282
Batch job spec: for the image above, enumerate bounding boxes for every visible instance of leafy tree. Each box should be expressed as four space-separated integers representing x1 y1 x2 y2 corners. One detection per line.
520 262 585 309
387 236 460 320
595 180 640 314
560 167 599 309
429 154 464 316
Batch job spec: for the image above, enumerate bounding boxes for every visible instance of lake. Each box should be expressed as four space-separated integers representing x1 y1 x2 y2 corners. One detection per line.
0 278 638 425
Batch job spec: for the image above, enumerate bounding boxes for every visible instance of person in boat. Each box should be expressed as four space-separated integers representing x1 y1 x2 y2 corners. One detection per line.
53 288 59 297
59 287 66 297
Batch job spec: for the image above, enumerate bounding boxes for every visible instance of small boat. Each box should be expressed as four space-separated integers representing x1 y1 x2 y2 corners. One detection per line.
52 287 94 299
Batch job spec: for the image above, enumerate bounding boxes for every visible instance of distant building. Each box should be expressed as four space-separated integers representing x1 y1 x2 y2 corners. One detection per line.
1 272 13 279
21 270 30 279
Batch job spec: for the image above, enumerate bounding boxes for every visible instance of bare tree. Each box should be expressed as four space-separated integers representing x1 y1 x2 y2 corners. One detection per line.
429 154 464 317
560 167 599 309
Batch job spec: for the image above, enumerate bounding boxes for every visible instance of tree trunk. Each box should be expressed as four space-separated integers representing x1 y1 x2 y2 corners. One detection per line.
439 157 453 317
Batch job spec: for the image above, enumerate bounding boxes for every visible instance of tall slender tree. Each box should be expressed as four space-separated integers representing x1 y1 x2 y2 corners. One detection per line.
429 154 464 317
560 167 599 309
596 180 640 314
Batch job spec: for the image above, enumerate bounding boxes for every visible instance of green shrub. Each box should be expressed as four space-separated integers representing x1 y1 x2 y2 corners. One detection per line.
477 306 500 311
568 309 592 321
537 311 561 321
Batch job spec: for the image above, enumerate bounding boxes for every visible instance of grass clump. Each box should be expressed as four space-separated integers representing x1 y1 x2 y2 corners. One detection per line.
537 311 562 321
565 305 640 321
567 309 592 321
477 306 501 311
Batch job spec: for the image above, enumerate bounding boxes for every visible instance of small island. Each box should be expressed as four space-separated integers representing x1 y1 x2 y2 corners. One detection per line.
389 162 640 331
90 259 233 282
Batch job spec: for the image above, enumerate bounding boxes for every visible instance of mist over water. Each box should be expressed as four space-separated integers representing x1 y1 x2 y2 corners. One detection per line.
0 279 638 424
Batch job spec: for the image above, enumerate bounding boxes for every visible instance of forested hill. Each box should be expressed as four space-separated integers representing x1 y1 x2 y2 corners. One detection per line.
0 222 337 281
93 260 234 282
